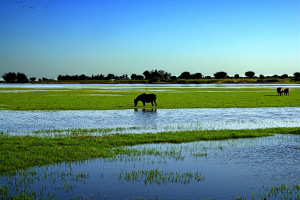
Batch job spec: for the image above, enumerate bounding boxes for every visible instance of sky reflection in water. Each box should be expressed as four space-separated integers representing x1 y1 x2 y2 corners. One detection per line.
0 134 299 199
1 84 300 199
1 107 300 135
1 83 300 90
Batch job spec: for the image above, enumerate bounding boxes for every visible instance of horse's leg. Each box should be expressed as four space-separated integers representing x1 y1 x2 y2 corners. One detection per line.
143 101 145 106
151 101 153 106
154 100 157 106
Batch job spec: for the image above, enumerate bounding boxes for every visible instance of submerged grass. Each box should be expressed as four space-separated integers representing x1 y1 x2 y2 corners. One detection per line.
1 127 300 174
31 126 144 137
118 169 204 185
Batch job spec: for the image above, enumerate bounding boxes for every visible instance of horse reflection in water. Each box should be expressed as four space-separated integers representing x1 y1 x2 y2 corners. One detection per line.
134 93 157 107
133 107 157 128
134 108 157 113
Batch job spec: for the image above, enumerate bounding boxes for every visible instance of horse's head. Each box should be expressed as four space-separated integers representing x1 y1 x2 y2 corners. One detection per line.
134 98 138 106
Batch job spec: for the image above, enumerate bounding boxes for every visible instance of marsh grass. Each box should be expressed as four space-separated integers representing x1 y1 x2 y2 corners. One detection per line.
117 169 204 185
1 87 300 110
1 129 300 200
253 184 300 200
0 165 90 200
32 126 144 137
1 127 300 174
1 85 300 199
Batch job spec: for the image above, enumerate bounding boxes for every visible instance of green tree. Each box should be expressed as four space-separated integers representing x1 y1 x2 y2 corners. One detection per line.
2 72 17 82
143 71 151 80
16 72 29 83
214 71 227 79
294 72 300 80
179 71 191 79
92 74 105 80
280 74 288 79
130 74 137 80
105 74 115 80
259 74 265 79
245 71 255 78
192 73 202 79
157 70 171 81
136 75 144 80
143 69 171 82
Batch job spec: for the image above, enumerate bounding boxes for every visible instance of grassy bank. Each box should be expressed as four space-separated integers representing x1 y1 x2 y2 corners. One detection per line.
1 87 300 110
1 127 300 174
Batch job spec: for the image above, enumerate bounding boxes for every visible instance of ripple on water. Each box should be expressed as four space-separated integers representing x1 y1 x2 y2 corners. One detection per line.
1 83 300 89
1 107 300 135
0 134 299 199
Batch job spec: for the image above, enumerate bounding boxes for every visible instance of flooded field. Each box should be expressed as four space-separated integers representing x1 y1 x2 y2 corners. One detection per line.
1 107 300 136
1 83 300 90
1 84 299 199
1 134 299 199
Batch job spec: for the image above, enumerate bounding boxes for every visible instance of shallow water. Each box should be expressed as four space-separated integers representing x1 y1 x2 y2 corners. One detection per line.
1 83 300 90
1 84 300 199
1 134 299 199
1 107 300 135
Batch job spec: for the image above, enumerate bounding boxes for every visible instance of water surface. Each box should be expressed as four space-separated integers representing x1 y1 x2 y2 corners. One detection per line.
1 134 299 199
1 107 300 135
1 83 300 90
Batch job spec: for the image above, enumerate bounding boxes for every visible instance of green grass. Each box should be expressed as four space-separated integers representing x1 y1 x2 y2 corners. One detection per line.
1 85 299 199
118 169 204 185
1 127 300 174
0 87 300 110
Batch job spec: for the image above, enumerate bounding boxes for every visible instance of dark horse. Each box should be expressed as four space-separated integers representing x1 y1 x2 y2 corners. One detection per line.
284 88 290 96
277 87 283 96
134 93 157 106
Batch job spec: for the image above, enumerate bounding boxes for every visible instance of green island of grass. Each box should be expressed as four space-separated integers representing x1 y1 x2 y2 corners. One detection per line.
1 127 300 174
1 85 300 174
0 86 300 110
1 85 300 199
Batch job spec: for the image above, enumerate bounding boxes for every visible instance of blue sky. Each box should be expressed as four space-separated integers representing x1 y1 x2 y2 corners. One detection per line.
1 0 299 79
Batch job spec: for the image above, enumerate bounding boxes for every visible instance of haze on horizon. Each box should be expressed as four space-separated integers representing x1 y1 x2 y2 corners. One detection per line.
1 0 299 79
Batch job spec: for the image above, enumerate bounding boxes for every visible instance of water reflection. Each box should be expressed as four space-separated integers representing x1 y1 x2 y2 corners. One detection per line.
134 108 157 113
1 134 299 199
1 83 300 89
1 107 300 135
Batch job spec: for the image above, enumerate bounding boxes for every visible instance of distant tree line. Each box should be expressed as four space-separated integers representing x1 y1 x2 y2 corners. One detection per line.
1 72 29 83
57 74 129 81
2 70 300 83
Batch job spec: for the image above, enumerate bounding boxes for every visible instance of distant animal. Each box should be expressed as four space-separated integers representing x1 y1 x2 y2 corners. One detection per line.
134 93 157 107
284 88 289 96
277 87 283 96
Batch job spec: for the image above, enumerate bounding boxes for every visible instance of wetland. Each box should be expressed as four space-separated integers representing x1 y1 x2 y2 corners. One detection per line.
0 84 300 199
1 107 300 136
1 134 300 199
